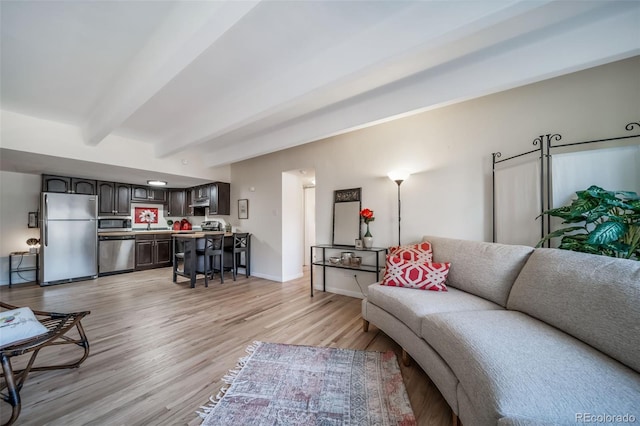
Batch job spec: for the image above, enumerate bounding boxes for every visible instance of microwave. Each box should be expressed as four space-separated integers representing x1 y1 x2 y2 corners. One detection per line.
98 216 132 232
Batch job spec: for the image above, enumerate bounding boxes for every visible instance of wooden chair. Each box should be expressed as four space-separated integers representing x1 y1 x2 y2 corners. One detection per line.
0 302 90 426
228 233 251 281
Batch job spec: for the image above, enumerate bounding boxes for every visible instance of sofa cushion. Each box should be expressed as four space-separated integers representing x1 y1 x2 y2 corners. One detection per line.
421 310 640 424
381 255 449 291
507 248 640 373
389 242 433 262
367 283 502 336
423 236 533 307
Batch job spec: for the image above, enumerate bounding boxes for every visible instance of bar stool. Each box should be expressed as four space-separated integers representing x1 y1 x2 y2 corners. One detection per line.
229 233 250 281
204 234 225 285
173 236 198 288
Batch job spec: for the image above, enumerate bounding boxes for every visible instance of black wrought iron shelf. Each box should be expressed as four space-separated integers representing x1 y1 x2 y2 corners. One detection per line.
311 260 380 273
310 245 387 297
8 251 39 288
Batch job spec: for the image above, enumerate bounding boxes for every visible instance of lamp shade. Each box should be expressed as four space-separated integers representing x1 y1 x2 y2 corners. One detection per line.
388 170 410 183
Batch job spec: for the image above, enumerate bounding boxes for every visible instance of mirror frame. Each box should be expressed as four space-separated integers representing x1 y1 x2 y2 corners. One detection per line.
332 187 362 247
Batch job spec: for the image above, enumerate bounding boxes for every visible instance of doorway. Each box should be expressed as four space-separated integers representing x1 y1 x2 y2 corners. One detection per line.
281 169 315 281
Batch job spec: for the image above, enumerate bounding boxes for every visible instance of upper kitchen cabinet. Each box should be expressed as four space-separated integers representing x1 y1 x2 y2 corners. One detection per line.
209 182 230 215
98 181 131 216
42 175 97 194
192 185 209 200
72 178 97 195
166 190 186 217
131 186 167 203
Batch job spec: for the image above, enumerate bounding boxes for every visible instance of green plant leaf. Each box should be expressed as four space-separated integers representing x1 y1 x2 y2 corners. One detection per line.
540 205 575 220
603 241 630 257
580 186 615 199
581 206 611 223
535 226 584 247
570 197 600 214
558 239 600 254
587 221 627 245
602 198 634 210
615 190 639 200
540 186 639 261
627 200 640 212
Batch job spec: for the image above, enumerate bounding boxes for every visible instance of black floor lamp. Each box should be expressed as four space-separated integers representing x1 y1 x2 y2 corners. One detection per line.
388 171 410 245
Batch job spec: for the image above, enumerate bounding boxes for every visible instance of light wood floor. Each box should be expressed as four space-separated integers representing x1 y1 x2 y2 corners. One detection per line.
1 268 451 425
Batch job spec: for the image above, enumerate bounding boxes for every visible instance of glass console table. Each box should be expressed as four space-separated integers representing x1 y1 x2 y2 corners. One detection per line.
310 245 387 297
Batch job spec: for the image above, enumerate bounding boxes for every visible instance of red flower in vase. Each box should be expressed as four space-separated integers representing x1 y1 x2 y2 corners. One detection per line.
360 208 375 224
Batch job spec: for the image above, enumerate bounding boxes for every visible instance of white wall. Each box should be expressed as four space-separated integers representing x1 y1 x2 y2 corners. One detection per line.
229 56 640 295
228 165 282 281
281 171 305 282
0 171 41 285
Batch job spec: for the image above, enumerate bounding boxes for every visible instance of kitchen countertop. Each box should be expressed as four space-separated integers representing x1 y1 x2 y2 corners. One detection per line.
171 232 233 239
98 230 232 237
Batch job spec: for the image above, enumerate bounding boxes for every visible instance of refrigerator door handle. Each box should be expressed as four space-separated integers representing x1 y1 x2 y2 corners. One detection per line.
44 194 49 246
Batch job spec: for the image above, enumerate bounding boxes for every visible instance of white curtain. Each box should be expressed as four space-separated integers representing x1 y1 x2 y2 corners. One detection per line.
495 158 542 247
551 145 640 208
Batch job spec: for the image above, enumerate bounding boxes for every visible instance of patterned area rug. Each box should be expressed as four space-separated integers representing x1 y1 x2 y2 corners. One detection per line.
198 341 416 425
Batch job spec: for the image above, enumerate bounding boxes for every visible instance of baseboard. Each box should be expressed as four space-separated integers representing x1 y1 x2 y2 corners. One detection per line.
316 285 366 299
282 272 304 282
249 272 281 282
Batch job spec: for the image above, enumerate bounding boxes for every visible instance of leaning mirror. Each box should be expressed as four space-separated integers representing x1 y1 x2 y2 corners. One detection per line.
332 188 362 246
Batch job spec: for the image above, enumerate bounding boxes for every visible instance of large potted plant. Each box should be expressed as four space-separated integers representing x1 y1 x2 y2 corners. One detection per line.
537 185 640 260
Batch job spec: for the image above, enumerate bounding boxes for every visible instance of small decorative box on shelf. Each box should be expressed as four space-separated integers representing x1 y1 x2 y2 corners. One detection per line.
310 245 387 297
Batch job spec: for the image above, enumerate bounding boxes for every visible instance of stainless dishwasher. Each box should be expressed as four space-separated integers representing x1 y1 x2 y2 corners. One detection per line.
98 234 136 275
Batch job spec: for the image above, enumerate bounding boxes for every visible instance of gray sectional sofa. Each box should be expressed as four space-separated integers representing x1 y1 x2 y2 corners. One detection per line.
362 236 640 425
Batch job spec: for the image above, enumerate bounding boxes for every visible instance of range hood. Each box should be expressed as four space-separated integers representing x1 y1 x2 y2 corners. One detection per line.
189 197 209 208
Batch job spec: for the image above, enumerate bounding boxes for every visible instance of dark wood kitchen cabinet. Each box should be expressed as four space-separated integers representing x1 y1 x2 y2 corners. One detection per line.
166 190 186 217
131 186 167 203
192 185 209 200
98 181 131 216
42 175 96 194
209 182 230 215
135 233 172 270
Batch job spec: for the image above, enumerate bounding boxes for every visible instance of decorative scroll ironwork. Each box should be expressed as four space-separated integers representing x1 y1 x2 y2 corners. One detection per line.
625 121 640 131
548 123 639 149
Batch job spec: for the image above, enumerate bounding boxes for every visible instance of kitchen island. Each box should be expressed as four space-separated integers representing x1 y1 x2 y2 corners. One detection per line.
98 230 204 274
172 232 235 288
97 230 248 287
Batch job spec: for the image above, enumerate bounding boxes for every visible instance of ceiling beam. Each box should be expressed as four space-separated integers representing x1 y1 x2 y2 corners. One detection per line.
155 0 558 159
82 1 260 147
202 4 640 167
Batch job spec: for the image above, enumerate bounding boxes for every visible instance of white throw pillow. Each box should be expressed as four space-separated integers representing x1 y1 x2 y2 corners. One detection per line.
0 307 49 347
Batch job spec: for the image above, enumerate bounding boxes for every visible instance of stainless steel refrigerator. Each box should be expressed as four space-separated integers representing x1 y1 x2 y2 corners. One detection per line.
40 192 98 285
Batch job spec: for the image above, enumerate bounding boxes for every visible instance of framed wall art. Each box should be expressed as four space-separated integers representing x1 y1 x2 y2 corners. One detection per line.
238 199 249 219
134 207 159 224
28 211 38 228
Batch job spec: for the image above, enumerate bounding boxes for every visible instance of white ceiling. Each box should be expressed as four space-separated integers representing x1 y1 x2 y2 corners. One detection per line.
1 1 639 181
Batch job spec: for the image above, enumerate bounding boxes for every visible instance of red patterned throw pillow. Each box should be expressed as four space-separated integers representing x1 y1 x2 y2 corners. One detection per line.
389 242 433 263
381 255 449 291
